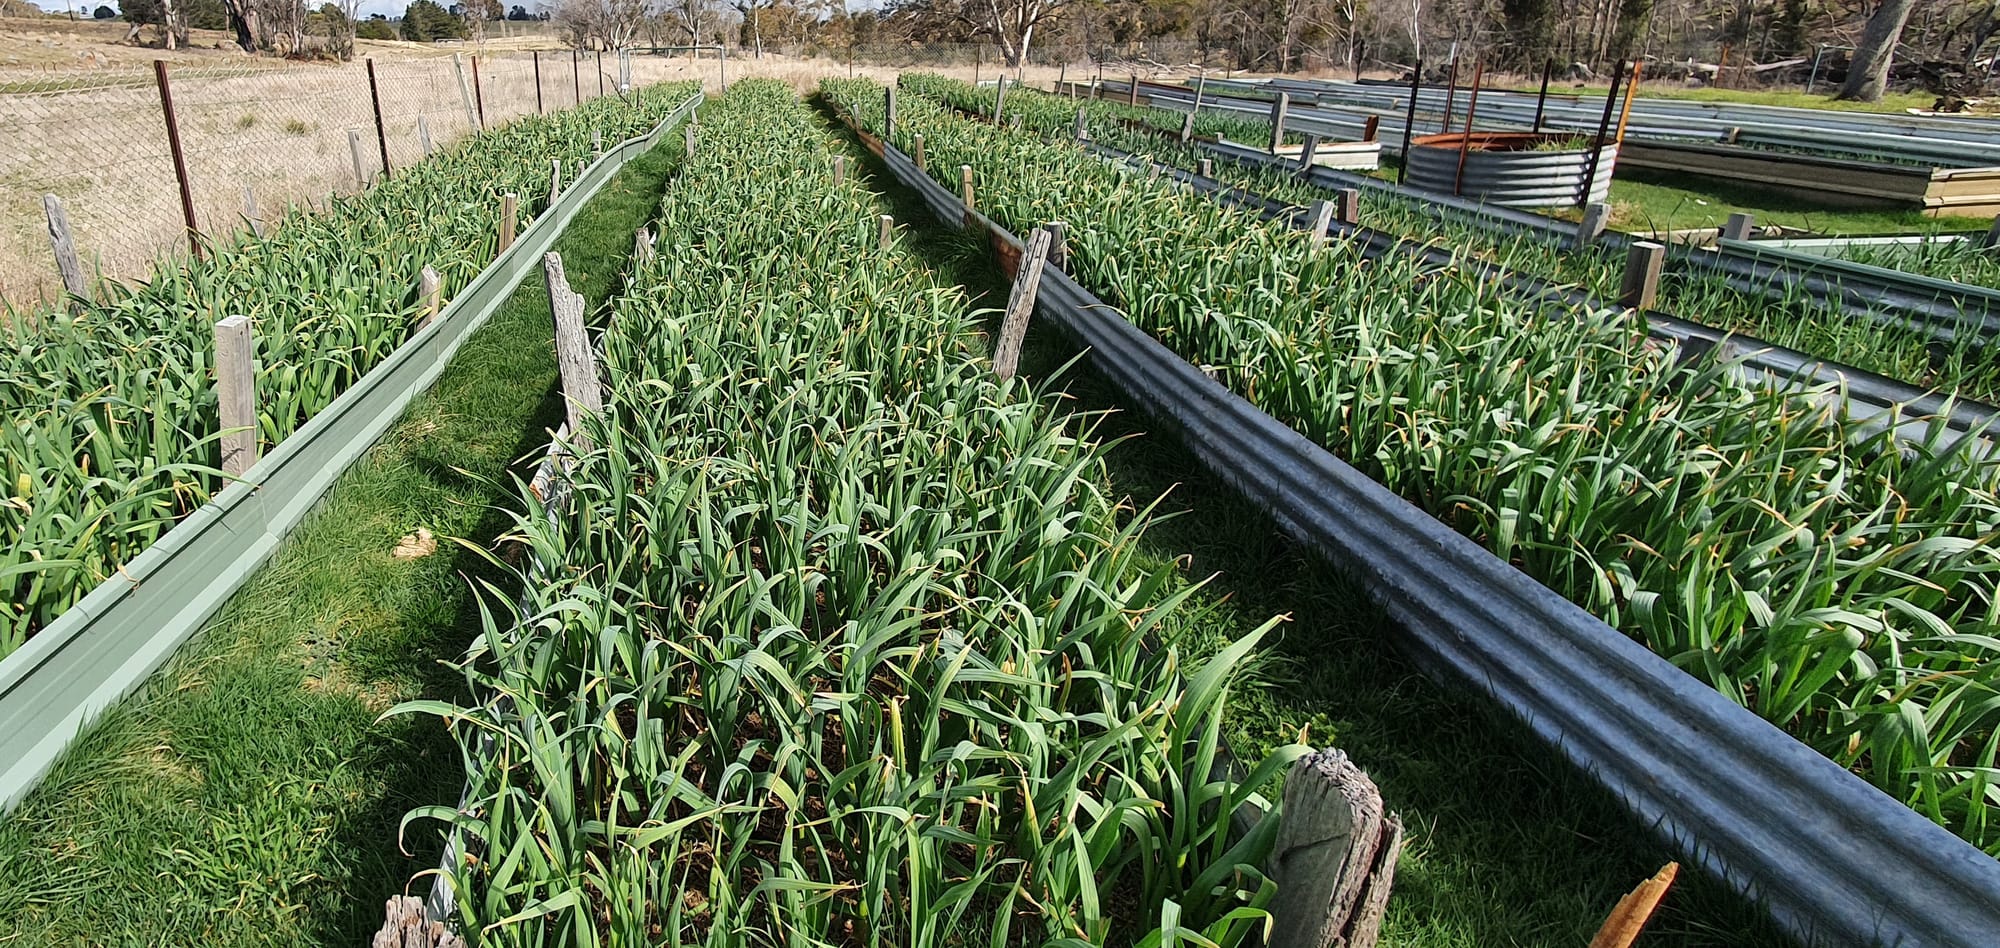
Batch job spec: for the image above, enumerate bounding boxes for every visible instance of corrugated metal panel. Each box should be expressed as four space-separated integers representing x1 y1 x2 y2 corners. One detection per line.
839 112 2000 947
0 93 705 816
1402 133 1616 206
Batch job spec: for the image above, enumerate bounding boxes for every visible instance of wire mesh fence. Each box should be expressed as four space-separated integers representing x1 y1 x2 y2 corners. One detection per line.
1 40 1192 308
0 49 659 308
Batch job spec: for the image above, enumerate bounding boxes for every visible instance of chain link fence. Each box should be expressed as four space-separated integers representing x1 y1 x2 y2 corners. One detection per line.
2 40 1189 308
0 48 696 308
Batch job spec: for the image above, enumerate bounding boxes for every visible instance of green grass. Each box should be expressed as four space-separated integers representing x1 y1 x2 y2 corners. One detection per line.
816 97 1789 948
1510 83 1938 114
1592 168 1989 235
0 139 684 947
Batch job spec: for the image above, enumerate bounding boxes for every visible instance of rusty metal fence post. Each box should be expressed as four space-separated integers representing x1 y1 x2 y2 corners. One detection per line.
152 59 202 259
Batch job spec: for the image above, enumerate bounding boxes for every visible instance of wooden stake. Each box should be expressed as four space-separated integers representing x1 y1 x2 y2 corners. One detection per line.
879 214 894 252
992 75 1007 122
214 315 258 478
1297 134 1321 172
633 227 656 268
1074 107 1088 141
418 266 442 328
549 158 563 205
348 128 368 187
1579 202 1612 245
1128 73 1139 106
418 115 434 156
1335 188 1360 225
1268 749 1404 948
1047 220 1068 269
592 128 604 157
1721 211 1755 242
960 164 976 218
1615 60 1644 144
241 187 263 238
1983 216 2000 249
993 227 1052 380
913 133 927 171
1180 109 1195 144
1620 241 1665 309
42 194 87 300
1305 200 1336 244
498 193 517 255
833 155 847 186
685 121 697 156
884 85 897 140
1362 114 1380 142
451 53 477 133
1269 92 1290 153
544 252 603 450
1588 864 1680 948
1199 158 1213 178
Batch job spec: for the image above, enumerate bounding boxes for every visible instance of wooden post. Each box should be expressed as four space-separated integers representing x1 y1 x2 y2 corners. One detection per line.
914 133 927 171
419 115 434 156
960 164 976 217
1268 92 1290 153
1180 110 1195 144
1620 241 1665 309
550 158 563 205
366 58 392 181
544 252 603 450
993 75 1007 122
1297 134 1321 171
348 128 369 187
153 60 202 259
1047 220 1068 269
884 85 897 141
685 121 697 156
532 50 544 113
1615 60 1644 145
498 193 518 255
1361 114 1380 142
633 227 656 268
214 315 258 477
1304 200 1336 244
993 227 1052 381
1074 107 1088 141
1128 73 1139 106
242 187 262 238
1721 126 1741 144
1199 158 1213 178
1193 73 1207 113
1267 749 1404 948
1588 865 1680 948
452 54 478 133
418 266 442 328
593 129 604 158
879 214 894 251
42 194 87 300
1721 212 1755 242
833 155 847 186
1335 188 1359 225
1983 216 2000 249
1579 202 1612 245
374 896 465 948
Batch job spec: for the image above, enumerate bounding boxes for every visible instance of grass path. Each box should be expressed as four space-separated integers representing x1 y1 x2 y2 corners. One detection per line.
0 142 682 947
813 98 1789 948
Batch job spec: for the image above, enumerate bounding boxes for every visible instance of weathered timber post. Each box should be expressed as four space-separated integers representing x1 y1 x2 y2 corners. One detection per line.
1620 241 1665 309
214 315 259 477
879 214 894 252
42 194 87 300
1579 202 1612 245
544 252 603 451
993 227 1053 380
418 266 442 328
1267 749 1404 948
498 193 518 255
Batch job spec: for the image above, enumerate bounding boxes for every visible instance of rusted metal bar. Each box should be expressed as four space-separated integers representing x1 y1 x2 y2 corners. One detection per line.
367 58 392 180
152 59 202 259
